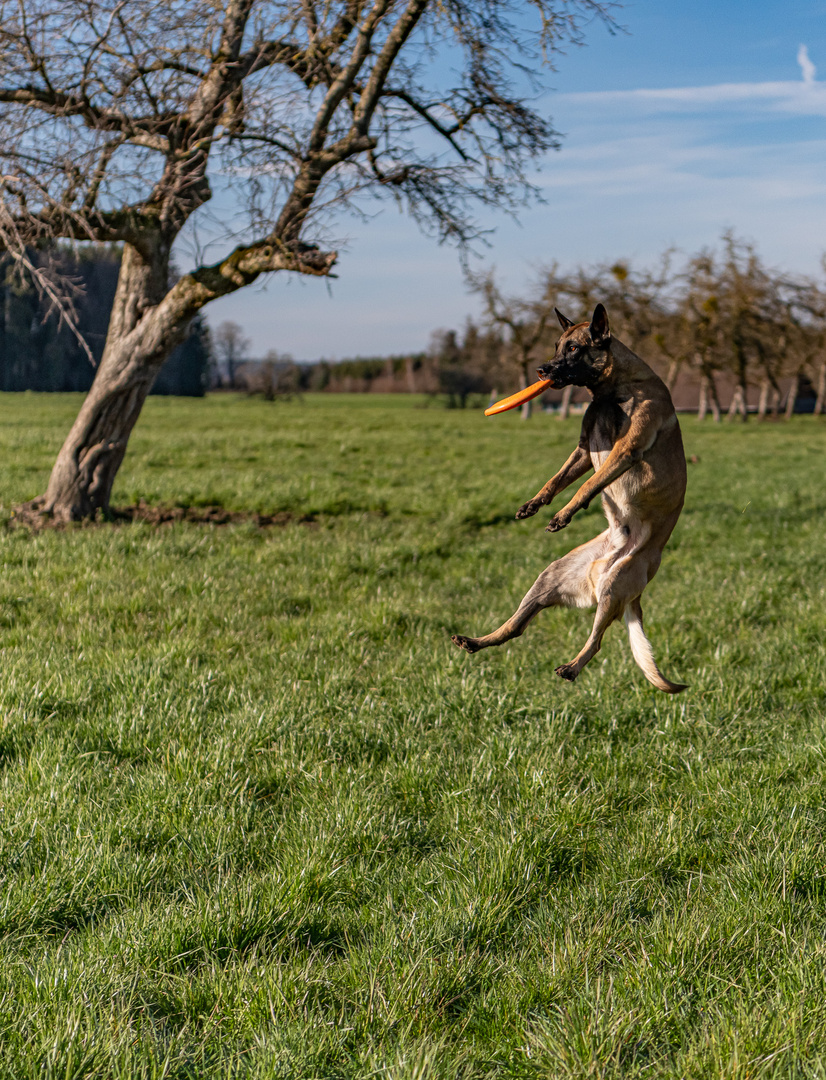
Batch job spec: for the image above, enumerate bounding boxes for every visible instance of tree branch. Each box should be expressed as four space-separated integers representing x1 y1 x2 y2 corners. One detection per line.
308 0 391 153
152 238 338 332
352 0 429 133
0 86 172 150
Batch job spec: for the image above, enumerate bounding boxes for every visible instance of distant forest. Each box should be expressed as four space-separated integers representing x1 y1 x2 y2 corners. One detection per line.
0 245 211 395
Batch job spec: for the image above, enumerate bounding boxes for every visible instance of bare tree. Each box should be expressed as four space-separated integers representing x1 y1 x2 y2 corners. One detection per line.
777 275 826 418
431 327 487 407
254 347 299 399
591 258 676 381
714 234 775 422
1 0 615 521
470 270 550 418
213 319 250 388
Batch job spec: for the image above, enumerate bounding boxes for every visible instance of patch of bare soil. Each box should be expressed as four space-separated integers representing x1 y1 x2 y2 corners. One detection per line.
8 500 317 530
119 502 317 527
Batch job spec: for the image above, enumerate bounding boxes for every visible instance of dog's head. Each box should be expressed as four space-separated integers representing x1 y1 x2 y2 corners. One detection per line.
537 304 612 389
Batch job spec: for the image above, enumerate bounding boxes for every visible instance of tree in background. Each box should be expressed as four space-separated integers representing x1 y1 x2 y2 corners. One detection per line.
213 320 250 389
431 328 487 408
715 235 774 421
589 259 676 383
677 252 726 422
469 270 549 419
0 0 615 520
775 274 826 418
252 348 299 400
686 235 826 422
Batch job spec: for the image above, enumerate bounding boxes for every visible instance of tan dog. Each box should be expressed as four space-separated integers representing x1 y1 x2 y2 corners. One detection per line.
452 303 688 693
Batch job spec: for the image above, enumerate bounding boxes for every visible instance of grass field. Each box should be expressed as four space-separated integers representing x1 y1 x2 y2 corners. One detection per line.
1 391 825 1079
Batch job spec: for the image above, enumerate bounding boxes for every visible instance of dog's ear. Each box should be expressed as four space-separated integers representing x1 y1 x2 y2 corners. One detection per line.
589 304 610 346
555 308 575 331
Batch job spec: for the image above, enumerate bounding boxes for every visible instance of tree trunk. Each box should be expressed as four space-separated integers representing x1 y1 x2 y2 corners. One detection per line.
698 376 709 421
559 384 573 419
698 362 722 422
784 372 800 420
665 359 680 392
814 360 826 416
19 240 187 522
757 380 781 420
405 356 417 393
708 376 722 423
727 383 747 422
757 379 770 420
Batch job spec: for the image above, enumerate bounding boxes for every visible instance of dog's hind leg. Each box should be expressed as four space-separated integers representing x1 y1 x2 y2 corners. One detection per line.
624 597 687 694
452 530 609 654
553 547 646 682
554 591 623 682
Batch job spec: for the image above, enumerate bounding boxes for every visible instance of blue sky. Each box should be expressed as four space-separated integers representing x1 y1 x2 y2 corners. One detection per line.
199 0 826 359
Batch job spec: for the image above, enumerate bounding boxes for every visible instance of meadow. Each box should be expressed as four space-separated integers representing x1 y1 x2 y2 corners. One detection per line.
0 391 825 1079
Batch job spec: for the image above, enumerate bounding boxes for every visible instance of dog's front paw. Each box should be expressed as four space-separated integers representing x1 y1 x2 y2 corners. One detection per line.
555 662 578 682
516 499 541 520
545 512 570 533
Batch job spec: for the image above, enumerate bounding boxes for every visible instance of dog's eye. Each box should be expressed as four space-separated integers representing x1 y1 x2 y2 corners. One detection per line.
567 343 577 355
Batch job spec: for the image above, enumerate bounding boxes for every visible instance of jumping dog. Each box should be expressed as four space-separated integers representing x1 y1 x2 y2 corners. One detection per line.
452 303 688 693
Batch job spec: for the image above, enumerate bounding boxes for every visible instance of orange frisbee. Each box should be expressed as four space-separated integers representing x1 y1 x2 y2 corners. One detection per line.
484 377 552 416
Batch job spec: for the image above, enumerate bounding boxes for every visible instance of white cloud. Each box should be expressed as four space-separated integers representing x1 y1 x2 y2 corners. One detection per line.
798 44 817 85
559 79 826 116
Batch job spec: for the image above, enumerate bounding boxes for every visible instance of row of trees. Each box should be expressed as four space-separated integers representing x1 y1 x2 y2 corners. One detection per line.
455 234 826 419
293 234 826 418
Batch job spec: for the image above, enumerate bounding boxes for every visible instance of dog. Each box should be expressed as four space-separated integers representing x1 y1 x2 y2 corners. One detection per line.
452 303 687 693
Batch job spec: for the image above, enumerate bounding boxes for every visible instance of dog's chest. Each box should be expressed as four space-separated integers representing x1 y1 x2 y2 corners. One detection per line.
587 399 631 468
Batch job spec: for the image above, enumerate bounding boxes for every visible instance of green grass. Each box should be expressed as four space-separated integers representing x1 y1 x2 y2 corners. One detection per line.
0 391 825 1079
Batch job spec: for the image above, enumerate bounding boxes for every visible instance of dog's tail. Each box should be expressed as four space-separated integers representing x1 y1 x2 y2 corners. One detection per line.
623 598 687 694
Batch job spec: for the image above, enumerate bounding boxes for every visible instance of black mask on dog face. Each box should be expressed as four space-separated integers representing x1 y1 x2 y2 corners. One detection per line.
537 304 612 389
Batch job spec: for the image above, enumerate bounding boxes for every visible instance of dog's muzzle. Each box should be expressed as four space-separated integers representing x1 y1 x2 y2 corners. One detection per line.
536 362 567 389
